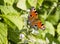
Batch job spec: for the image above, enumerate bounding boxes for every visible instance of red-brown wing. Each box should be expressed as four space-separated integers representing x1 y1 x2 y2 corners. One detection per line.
30 20 45 30
36 20 45 30
30 7 38 19
28 7 45 30
28 7 38 22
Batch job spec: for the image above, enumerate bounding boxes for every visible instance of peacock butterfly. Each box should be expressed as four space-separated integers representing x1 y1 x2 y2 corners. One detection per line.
28 7 45 30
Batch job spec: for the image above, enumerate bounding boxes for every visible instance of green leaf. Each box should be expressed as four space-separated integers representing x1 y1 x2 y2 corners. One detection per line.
17 0 27 10
45 21 55 36
8 28 20 43
57 4 60 20
4 18 16 30
0 6 18 15
3 15 21 43
37 0 44 7
4 0 14 5
0 6 9 14
45 0 58 2
58 36 60 42
57 23 60 35
28 0 37 8
3 14 24 30
47 14 59 25
0 22 8 44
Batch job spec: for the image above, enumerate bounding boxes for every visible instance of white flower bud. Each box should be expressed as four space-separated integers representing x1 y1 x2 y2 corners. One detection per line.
19 34 25 39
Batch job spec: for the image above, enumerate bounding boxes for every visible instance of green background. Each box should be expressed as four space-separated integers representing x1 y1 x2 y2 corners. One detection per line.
0 0 60 44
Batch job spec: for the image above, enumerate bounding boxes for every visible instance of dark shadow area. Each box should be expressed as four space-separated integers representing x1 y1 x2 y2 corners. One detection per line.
0 0 4 5
0 17 4 22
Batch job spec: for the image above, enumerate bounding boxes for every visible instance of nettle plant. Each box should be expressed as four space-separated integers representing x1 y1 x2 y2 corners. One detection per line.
0 0 60 44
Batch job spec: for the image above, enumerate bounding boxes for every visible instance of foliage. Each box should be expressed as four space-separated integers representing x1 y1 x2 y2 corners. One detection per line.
0 0 60 44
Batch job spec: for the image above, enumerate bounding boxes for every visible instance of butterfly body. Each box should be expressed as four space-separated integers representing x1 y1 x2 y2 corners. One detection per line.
28 7 45 30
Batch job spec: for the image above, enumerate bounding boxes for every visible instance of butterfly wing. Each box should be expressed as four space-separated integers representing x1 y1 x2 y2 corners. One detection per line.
28 7 38 25
28 7 45 30
36 20 45 30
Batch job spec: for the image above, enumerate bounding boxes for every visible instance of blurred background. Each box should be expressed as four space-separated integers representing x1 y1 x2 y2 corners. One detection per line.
0 0 60 44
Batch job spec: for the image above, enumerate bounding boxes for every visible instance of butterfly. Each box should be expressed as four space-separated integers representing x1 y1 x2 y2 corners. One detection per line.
28 7 45 30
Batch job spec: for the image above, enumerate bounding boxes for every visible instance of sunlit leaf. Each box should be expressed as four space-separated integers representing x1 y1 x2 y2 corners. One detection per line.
37 0 44 7
28 0 37 8
58 36 60 42
0 6 18 15
4 18 16 29
0 22 8 44
17 0 27 10
47 14 59 25
2 14 24 30
4 0 14 5
45 21 55 36
3 16 22 43
57 23 60 35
